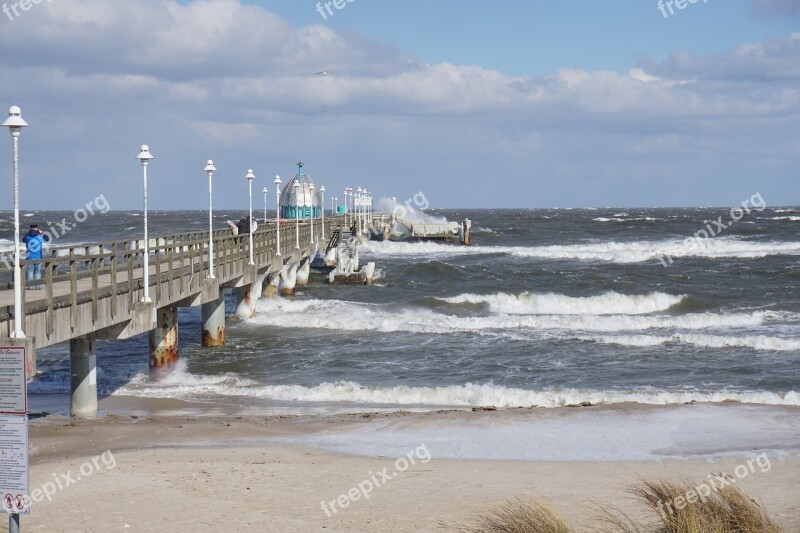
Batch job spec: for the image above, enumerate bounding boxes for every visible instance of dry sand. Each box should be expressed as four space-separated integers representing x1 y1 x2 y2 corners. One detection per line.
15 400 800 532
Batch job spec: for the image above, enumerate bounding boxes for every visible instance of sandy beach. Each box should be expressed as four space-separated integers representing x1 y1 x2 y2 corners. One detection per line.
18 398 800 532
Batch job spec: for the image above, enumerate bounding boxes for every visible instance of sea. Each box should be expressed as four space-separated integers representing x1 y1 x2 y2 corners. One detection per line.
2 206 800 417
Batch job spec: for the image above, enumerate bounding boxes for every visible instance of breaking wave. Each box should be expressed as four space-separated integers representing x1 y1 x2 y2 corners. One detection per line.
441 291 684 315
580 333 800 351
115 371 800 408
361 238 800 263
250 297 780 336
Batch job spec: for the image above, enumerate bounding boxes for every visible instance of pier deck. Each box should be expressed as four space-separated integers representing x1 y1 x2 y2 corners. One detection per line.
0 219 334 383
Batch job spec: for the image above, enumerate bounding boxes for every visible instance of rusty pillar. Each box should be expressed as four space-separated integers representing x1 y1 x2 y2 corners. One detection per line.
201 297 225 348
235 285 256 319
149 306 179 380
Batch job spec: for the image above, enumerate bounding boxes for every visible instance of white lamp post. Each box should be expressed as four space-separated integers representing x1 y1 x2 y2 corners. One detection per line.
293 180 300 248
363 190 368 233
136 145 154 303
357 187 363 234
347 189 353 227
361 189 367 233
2 106 28 339
320 186 326 242
309 182 316 244
343 190 348 225
205 160 216 279
354 190 358 234
262 186 268 224
363 190 369 232
274 175 282 256
245 169 255 265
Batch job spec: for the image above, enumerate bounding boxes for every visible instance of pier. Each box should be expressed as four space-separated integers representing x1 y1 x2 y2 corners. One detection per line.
0 219 336 417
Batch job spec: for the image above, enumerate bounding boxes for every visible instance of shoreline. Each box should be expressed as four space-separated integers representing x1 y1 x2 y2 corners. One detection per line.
29 398 800 460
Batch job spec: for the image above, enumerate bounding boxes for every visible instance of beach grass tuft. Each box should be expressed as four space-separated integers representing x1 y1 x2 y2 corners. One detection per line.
457 496 573 533
611 478 785 533
458 479 783 533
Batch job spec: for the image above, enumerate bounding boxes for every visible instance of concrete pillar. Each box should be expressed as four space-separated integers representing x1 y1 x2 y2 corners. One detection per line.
201 297 225 347
364 262 376 285
70 336 97 418
297 257 311 286
235 283 258 319
149 306 178 380
235 286 248 308
262 272 279 299
280 263 298 296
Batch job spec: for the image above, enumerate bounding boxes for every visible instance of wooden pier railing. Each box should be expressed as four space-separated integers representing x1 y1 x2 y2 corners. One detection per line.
0 218 339 347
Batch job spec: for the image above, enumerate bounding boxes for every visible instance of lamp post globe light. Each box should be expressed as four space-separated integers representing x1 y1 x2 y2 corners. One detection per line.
262 186 268 224
274 175 282 256
293 180 300 249
136 145 154 303
204 160 217 279
245 169 255 266
309 182 316 245
320 186 326 241
2 106 28 339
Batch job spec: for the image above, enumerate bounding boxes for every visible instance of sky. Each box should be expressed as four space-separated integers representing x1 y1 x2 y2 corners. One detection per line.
0 0 798 210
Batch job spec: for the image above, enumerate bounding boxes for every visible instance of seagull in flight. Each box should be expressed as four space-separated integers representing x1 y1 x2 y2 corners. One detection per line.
316 71 333 76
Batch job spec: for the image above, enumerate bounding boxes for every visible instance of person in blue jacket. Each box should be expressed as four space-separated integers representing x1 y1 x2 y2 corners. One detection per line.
22 224 49 289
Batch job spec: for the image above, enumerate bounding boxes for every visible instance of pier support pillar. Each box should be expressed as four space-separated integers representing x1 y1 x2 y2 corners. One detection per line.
235 283 258 319
297 257 311 286
262 272 279 299
70 336 97 418
201 297 225 347
149 306 178 380
280 263 298 296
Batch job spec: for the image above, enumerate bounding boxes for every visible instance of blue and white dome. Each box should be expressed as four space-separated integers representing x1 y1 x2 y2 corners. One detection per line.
279 159 321 220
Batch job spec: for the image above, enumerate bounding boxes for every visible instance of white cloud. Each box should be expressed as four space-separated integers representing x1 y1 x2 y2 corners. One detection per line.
0 0 797 209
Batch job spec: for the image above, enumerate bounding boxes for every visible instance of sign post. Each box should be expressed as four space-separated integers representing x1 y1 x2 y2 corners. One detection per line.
0 347 29 531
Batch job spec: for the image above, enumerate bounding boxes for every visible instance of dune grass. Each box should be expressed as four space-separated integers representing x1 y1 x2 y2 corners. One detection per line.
606 478 785 533
458 478 783 533
458 497 573 533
